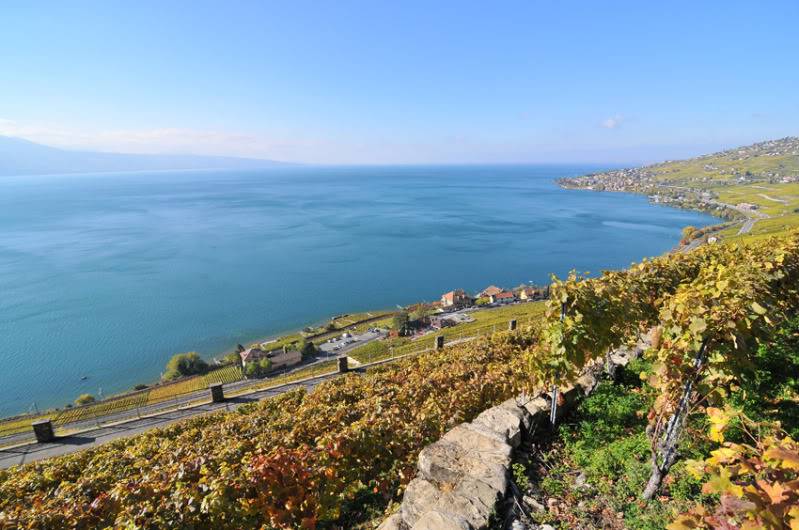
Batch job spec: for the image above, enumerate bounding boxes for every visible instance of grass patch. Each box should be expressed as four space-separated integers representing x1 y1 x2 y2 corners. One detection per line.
514 361 709 530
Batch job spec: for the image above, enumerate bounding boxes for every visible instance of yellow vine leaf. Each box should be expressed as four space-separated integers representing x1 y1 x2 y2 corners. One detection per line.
702 467 744 498
707 407 733 443
788 506 799 530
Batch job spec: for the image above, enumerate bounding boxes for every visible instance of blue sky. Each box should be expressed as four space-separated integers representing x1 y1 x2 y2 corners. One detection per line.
1 1 797 164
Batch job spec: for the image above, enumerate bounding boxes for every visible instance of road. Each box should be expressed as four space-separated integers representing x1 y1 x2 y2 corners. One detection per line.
0 374 334 469
758 193 787 204
0 355 342 449
706 199 769 235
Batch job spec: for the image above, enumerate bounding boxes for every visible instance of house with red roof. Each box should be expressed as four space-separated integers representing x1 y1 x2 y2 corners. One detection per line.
489 291 516 304
478 285 504 298
440 288 471 308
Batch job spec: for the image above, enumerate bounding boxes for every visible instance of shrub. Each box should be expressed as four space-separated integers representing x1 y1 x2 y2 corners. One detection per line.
74 393 95 406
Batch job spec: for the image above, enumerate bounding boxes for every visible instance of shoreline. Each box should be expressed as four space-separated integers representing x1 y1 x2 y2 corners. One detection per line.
0 174 714 420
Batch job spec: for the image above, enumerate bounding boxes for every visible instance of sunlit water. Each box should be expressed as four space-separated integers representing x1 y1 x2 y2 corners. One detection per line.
0 165 717 415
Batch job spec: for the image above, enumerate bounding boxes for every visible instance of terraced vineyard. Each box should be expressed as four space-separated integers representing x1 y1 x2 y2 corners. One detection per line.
0 330 535 528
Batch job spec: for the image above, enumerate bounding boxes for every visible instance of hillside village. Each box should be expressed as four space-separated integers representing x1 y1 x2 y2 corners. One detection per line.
231 283 549 377
558 137 799 245
560 136 799 195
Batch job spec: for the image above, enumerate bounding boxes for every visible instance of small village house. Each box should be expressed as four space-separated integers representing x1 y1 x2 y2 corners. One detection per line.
489 291 516 304
441 289 471 308
477 285 503 298
518 286 536 301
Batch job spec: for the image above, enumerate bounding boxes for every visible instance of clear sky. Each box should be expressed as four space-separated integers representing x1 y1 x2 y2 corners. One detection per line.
1 1 797 164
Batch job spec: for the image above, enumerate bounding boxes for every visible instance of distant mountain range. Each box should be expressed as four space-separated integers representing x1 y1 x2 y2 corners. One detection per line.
0 136 290 177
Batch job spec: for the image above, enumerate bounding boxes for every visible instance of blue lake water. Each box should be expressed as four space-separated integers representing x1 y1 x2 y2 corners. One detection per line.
0 165 717 415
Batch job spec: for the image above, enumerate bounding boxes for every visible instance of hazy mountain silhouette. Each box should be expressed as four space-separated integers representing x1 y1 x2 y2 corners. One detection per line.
0 136 291 176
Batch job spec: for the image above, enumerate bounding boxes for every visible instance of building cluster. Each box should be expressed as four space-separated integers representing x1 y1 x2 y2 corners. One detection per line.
558 136 799 192
439 283 548 310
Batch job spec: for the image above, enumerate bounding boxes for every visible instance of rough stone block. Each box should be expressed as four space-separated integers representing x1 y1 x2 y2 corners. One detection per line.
575 373 597 394
411 510 472 530
400 478 441 527
443 423 512 458
472 406 523 447
378 513 405 530
417 438 509 494
498 398 532 430
520 396 549 421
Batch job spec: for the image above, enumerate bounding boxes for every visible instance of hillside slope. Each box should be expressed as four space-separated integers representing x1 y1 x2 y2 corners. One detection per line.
560 137 799 241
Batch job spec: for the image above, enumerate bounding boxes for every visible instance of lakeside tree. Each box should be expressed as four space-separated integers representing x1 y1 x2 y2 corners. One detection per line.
224 351 243 366
74 393 95 406
163 352 209 380
409 305 432 324
392 311 410 335
681 225 697 244
300 339 317 359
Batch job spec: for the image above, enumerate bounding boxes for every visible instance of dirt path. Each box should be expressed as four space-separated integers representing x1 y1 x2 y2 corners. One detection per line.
759 193 788 204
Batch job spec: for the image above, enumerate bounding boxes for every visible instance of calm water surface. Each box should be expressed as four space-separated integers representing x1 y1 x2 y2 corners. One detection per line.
0 165 716 415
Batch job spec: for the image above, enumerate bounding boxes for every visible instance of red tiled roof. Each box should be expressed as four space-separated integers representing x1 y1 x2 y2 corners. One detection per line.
495 291 515 299
481 286 503 296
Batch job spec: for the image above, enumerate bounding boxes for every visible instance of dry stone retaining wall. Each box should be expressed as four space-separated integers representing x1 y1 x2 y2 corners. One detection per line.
379 348 636 530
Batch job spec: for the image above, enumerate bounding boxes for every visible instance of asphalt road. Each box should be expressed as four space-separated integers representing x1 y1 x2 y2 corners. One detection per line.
0 373 336 469
0 355 345 449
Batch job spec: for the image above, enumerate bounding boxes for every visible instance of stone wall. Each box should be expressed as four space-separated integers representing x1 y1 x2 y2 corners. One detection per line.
378 348 635 530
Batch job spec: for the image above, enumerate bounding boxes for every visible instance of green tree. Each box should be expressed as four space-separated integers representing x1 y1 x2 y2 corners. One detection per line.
409 305 432 324
75 393 95 406
224 351 243 366
244 357 273 378
163 352 209 380
300 340 317 359
392 311 410 335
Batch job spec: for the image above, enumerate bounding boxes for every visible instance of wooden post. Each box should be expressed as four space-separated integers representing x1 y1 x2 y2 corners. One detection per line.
32 419 55 443
209 383 225 403
508 319 517 331
338 356 349 373
435 335 444 350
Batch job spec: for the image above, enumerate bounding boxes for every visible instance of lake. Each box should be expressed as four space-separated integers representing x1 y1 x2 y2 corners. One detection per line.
0 165 716 415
